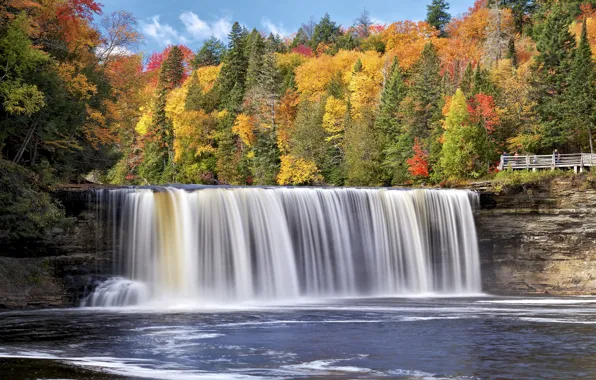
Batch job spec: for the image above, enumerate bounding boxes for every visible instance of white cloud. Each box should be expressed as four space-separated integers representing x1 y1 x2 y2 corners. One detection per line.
141 15 186 46
261 17 288 37
180 11 232 41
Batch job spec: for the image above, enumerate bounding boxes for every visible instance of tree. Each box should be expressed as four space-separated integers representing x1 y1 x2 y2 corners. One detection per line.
483 5 514 67
566 19 596 153
185 71 203 111
376 57 407 183
355 10 373 38
216 22 248 111
533 3 576 149
311 13 342 50
426 0 451 37
407 138 430 178
440 89 479 178
159 45 185 89
191 36 226 69
506 37 518 67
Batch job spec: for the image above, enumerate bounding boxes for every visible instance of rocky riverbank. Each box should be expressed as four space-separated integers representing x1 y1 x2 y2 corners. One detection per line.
476 174 596 295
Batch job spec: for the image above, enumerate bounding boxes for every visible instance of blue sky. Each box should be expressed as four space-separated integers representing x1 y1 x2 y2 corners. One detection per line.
98 0 475 54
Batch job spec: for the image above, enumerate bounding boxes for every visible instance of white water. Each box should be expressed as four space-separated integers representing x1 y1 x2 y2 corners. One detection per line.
84 188 481 306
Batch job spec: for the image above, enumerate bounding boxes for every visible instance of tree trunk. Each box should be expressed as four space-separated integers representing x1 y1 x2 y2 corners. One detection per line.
13 121 38 164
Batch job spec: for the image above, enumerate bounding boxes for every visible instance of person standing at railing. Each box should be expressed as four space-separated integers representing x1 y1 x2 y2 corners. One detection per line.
553 149 560 165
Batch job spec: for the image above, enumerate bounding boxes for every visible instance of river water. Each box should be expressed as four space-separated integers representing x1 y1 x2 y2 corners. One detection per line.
2 296 596 379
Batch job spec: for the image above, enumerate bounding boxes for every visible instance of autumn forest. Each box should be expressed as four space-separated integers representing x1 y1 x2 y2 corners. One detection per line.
2 0 596 189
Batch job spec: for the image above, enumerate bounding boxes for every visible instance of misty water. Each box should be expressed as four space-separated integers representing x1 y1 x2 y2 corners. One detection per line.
3 297 596 379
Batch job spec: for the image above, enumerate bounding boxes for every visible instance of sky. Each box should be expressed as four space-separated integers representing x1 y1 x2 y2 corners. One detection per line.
97 0 475 55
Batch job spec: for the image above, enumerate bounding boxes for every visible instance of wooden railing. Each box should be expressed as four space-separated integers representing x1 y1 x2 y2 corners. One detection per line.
498 153 596 171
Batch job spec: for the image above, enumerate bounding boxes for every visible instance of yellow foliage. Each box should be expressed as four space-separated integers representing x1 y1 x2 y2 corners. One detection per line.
56 63 97 100
276 90 300 154
294 50 359 100
275 52 306 71
232 113 257 146
382 21 439 69
348 51 384 118
277 155 322 185
164 86 217 161
322 96 347 139
196 64 222 91
135 111 152 135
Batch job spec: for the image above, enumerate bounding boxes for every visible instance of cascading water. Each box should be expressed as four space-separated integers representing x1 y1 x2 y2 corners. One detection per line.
83 187 481 306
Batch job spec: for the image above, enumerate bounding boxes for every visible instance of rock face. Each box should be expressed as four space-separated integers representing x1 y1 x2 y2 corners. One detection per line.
0 189 113 309
476 176 596 295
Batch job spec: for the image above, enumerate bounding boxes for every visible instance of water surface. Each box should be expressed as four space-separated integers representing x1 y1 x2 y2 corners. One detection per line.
2 296 596 379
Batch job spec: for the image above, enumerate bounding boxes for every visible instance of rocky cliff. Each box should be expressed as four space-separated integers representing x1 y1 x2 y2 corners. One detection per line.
0 188 112 309
476 175 596 295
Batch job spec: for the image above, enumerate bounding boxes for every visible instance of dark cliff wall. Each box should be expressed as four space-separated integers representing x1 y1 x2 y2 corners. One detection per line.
0 189 112 309
476 176 596 295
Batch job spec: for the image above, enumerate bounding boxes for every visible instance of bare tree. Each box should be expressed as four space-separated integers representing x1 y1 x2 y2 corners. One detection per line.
483 5 513 68
355 9 373 38
96 10 143 63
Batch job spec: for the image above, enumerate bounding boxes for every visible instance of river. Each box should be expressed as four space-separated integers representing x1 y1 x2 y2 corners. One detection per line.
2 296 596 379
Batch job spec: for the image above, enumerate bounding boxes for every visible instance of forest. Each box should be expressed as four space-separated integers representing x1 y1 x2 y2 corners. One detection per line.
1 0 596 192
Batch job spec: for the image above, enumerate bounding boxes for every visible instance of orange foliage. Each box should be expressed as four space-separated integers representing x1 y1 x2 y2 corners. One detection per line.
276 90 300 154
382 21 439 69
406 138 429 178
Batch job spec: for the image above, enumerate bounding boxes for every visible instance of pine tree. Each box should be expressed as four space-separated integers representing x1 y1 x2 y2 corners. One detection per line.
311 13 342 49
566 19 596 152
159 45 184 90
353 58 363 73
191 36 226 69
460 63 474 96
185 72 203 111
426 0 451 37
533 3 576 149
217 22 249 111
245 29 265 90
377 57 407 140
506 37 518 68
472 65 496 96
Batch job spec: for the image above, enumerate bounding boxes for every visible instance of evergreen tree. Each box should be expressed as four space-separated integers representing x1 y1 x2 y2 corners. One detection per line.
245 29 266 90
376 58 407 184
426 0 451 37
311 13 342 49
506 37 518 68
353 58 363 73
566 19 596 152
472 65 496 96
533 3 576 149
185 72 203 111
217 22 249 110
460 63 474 96
159 45 184 90
191 36 226 69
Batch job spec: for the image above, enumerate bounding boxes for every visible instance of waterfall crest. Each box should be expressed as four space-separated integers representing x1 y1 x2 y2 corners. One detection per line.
84 187 481 306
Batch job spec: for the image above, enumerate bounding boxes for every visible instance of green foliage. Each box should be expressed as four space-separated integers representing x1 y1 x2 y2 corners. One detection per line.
0 159 69 242
311 13 342 50
440 89 480 179
565 19 596 152
185 72 203 111
191 36 226 69
426 0 451 37
532 3 576 149
217 22 249 111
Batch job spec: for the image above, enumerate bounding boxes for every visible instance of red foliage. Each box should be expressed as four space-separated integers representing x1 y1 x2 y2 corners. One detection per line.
468 93 499 134
292 44 313 57
407 138 430 178
145 45 195 86
56 0 102 23
369 24 386 35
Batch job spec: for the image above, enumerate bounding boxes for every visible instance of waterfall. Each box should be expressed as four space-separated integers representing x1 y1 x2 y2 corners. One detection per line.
83 187 481 306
